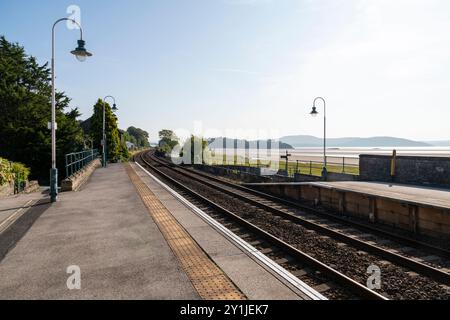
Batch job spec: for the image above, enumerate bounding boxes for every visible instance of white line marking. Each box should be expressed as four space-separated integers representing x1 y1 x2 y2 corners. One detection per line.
135 161 327 301
0 199 35 233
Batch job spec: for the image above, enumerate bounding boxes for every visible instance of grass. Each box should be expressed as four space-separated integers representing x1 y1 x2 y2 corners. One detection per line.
203 152 360 177
278 160 360 177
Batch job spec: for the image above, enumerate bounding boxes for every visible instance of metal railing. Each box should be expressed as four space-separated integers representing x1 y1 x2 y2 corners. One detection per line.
199 155 360 178
65 149 99 178
251 156 359 177
295 157 359 175
14 170 25 194
289 157 360 177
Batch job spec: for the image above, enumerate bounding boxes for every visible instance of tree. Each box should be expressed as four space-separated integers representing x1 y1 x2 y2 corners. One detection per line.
122 131 137 146
89 99 121 162
127 126 150 148
118 129 130 159
0 36 84 182
158 130 179 156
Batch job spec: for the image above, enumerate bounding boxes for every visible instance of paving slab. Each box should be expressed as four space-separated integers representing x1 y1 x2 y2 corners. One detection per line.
0 164 199 300
0 191 46 226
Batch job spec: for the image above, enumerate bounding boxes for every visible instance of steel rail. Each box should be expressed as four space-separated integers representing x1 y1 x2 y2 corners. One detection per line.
179 161 450 260
139 152 387 300
135 161 327 300
147 152 450 286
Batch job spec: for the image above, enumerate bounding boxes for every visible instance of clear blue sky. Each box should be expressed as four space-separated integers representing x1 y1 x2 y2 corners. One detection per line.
1 0 449 142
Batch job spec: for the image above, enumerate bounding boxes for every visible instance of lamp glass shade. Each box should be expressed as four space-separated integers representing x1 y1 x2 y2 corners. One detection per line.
71 40 92 62
310 106 319 117
112 104 118 112
75 54 87 62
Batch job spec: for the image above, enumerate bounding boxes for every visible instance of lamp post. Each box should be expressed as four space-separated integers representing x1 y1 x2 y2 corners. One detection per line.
309 97 328 180
102 96 118 168
50 18 92 203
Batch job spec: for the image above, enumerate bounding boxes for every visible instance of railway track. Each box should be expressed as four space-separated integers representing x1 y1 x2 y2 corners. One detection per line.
137 151 450 300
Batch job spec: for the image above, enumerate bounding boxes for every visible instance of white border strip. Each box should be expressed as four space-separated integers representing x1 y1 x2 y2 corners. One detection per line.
135 161 327 301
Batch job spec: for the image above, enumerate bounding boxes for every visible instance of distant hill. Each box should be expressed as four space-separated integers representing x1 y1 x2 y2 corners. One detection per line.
208 138 294 150
425 141 450 147
280 135 432 148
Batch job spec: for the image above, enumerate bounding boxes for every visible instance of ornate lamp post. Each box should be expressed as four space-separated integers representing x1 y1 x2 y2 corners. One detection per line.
309 97 328 180
50 18 92 203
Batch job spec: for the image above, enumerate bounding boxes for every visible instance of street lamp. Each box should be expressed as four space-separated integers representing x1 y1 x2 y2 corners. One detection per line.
102 96 118 168
309 97 327 180
50 18 92 203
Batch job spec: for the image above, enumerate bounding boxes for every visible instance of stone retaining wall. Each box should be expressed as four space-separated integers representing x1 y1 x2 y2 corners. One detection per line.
61 159 101 192
0 180 40 199
360 154 450 188
245 182 450 240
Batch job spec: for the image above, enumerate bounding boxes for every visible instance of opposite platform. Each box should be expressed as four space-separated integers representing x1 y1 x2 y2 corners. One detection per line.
309 181 450 210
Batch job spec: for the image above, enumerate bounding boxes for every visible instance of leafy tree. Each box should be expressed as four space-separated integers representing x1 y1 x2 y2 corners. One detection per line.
127 126 150 148
89 99 121 162
118 129 130 160
122 131 137 146
158 130 179 156
0 36 84 182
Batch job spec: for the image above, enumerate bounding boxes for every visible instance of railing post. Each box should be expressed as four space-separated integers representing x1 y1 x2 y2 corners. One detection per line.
65 154 68 178
343 157 345 173
64 149 100 178
310 161 313 175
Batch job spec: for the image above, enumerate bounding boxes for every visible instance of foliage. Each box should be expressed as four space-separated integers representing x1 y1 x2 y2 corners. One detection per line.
122 131 137 146
0 158 13 186
0 158 30 186
11 162 30 181
157 130 179 156
126 126 150 149
118 129 131 161
89 99 121 162
0 36 84 182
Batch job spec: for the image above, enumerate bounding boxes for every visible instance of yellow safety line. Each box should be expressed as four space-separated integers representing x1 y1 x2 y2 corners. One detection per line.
125 164 247 301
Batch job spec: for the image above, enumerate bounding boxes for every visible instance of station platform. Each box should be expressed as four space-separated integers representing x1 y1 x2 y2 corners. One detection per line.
309 181 450 210
245 180 450 240
0 163 308 300
0 191 47 230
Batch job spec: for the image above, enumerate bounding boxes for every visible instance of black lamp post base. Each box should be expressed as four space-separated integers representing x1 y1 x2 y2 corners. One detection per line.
322 167 328 181
50 168 58 203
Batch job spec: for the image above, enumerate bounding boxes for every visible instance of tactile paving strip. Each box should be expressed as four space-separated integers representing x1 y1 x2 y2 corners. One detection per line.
126 164 247 300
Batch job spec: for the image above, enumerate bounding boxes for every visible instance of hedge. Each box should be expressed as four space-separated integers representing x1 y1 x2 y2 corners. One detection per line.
0 158 30 186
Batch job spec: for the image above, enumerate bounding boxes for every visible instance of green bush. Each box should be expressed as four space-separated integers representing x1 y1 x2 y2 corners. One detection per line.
0 158 13 186
0 158 30 186
11 162 30 181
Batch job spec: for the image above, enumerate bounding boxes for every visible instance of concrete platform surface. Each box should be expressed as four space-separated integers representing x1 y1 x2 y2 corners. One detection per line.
310 181 450 210
0 164 199 300
0 192 46 227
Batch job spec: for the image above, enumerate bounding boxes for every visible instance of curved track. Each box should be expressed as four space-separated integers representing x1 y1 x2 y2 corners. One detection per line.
137 151 450 300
